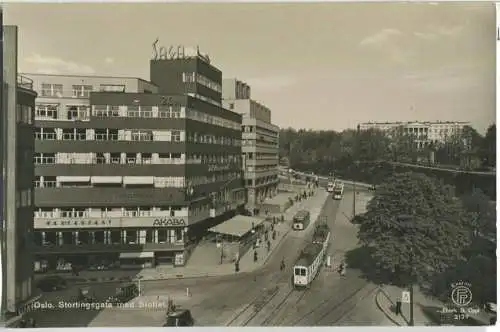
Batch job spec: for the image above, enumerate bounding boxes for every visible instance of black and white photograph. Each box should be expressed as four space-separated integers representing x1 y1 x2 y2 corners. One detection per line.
0 1 497 328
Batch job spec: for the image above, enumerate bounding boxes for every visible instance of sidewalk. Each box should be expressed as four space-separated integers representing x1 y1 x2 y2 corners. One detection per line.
40 189 329 285
375 284 494 326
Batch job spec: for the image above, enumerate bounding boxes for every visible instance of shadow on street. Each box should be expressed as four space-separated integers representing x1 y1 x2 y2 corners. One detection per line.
344 246 395 286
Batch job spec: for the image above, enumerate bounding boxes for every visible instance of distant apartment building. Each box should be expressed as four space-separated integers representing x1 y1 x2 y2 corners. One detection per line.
358 121 471 148
1 26 37 316
222 78 280 212
22 47 246 270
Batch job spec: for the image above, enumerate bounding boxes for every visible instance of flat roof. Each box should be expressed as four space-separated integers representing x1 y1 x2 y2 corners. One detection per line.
20 72 156 86
208 215 266 237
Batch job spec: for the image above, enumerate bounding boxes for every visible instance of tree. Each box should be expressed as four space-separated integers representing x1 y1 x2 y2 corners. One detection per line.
479 124 496 167
428 189 496 305
357 172 472 288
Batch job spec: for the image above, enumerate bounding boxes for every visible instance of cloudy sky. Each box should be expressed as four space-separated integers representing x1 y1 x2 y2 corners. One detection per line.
4 2 496 134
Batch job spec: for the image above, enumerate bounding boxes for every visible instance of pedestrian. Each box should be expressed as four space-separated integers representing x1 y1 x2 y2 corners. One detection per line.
395 298 402 316
235 261 240 273
339 261 346 276
281 215 284 222
280 257 285 271
267 240 271 252
254 251 258 263
272 230 276 240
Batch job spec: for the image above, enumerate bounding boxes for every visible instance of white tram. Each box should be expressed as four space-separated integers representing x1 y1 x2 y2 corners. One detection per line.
326 181 335 193
333 182 344 200
293 224 331 288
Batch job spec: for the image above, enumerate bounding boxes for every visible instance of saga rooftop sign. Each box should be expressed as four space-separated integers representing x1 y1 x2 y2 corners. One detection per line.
152 38 210 63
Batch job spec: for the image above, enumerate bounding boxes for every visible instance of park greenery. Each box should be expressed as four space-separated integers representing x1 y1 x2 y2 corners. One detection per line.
279 124 496 175
354 171 496 305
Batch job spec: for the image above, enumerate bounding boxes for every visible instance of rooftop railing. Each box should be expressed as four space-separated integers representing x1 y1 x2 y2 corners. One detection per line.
17 74 34 90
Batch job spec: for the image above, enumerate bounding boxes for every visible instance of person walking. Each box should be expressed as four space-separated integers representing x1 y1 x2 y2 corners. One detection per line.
280 257 286 271
254 250 258 263
395 297 402 316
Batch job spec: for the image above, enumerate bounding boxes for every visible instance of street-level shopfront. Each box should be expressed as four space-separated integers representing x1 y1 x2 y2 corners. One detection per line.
33 216 191 272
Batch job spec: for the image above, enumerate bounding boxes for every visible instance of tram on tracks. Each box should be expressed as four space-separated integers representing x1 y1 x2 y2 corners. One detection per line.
292 210 311 231
293 223 331 289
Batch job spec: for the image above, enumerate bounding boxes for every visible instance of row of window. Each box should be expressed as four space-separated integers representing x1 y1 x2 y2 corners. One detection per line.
246 165 280 173
242 125 279 138
34 128 241 146
35 172 241 189
35 229 184 246
182 72 222 93
35 206 188 219
40 83 129 98
35 104 240 131
33 152 241 166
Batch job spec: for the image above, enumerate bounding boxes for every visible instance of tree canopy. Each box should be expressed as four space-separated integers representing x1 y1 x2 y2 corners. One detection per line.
279 124 495 173
357 172 472 287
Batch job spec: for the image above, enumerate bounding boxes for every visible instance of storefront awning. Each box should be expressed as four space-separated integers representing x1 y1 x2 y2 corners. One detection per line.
119 252 155 259
91 176 122 184
57 176 90 182
208 215 266 238
123 176 154 185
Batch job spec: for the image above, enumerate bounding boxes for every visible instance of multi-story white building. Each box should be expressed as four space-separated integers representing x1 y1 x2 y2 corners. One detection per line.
222 79 280 212
22 68 245 270
359 121 470 148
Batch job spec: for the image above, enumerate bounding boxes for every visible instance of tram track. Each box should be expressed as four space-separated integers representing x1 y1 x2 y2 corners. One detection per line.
290 281 378 326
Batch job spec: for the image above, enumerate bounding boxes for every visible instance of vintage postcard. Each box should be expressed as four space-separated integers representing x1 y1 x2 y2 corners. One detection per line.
0 1 496 328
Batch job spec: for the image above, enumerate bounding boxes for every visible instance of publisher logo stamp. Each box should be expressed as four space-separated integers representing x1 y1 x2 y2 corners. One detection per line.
451 282 472 307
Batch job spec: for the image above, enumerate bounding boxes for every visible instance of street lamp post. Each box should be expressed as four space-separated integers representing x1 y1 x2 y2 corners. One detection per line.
408 247 415 326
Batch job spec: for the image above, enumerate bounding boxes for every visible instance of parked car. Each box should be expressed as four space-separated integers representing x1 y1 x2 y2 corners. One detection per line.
164 309 195 326
36 276 67 292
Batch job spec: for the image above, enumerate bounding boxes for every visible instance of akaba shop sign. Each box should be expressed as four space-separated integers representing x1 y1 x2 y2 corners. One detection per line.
152 217 186 227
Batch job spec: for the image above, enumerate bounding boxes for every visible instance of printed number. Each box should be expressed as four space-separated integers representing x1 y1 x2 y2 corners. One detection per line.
454 314 466 320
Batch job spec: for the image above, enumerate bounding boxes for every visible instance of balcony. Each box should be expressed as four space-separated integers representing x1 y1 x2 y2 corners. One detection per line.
17 75 33 90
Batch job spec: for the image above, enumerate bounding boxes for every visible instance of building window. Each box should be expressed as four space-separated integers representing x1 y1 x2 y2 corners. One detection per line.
67 105 89 120
99 84 125 92
35 128 57 140
41 83 63 97
96 153 106 164
141 153 152 164
127 105 140 117
158 105 182 118
35 104 58 119
182 72 196 83
94 105 119 117
131 130 153 141
140 106 153 118
61 208 86 218
34 153 56 165
95 129 118 141
72 85 93 98
171 130 181 142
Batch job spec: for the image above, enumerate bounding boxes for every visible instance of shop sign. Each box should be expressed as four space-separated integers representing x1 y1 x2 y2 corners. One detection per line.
45 219 113 227
153 217 186 227
208 164 231 172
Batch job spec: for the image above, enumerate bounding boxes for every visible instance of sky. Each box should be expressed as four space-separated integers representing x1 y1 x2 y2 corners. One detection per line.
4 2 496 134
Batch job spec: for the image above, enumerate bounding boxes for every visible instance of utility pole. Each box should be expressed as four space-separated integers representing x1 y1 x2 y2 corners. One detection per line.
409 246 415 326
352 181 356 218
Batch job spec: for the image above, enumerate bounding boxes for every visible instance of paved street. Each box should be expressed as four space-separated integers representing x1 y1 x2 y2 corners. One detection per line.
251 189 388 326
26 189 330 327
